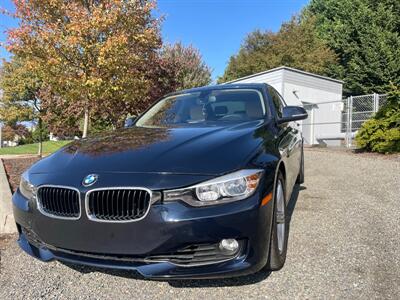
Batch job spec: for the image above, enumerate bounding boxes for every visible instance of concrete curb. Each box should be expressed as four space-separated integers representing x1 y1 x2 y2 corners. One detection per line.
0 159 17 234
0 154 41 159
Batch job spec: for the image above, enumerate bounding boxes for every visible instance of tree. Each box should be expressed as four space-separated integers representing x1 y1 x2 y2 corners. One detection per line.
218 16 337 83
1 124 31 143
0 55 45 154
1 125 16 142
36 85 83 138
136 42 212 116
5 0 162 136
307 0 400 95
161 42 212 91
0 56 40 124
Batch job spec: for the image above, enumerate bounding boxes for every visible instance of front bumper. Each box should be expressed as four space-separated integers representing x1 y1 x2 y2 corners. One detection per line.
13 186 274 279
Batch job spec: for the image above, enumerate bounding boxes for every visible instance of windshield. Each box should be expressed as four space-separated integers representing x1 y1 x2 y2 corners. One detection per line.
136 89 266 127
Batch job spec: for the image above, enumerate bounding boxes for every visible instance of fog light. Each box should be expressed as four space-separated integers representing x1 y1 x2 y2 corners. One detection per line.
219 239 239 254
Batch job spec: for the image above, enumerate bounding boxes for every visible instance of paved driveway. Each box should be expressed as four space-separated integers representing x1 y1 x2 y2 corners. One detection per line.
0 149 399 299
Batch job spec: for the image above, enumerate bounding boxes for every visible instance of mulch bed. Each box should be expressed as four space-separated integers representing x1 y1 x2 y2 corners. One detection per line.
2 157 40 193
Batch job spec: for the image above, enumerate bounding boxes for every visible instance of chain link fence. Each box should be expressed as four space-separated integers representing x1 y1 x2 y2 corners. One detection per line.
302 93 387 148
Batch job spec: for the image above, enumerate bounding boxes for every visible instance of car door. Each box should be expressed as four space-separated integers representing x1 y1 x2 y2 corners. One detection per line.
268 87 301 197
276 92 302 177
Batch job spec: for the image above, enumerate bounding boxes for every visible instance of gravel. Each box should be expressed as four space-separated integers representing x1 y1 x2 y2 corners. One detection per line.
1 149 399 299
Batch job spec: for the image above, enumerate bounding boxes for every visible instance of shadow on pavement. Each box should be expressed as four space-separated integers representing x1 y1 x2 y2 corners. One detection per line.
167 270 272 288
287 184 304 220
62 184 304 288
62 262 272 287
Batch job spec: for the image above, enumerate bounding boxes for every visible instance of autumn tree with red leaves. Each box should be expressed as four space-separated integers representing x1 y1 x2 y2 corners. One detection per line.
144 42 212 111
4 0 162 137
160 42 212 92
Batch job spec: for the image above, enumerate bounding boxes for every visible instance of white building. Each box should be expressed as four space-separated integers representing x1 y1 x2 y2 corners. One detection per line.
226 66 344 146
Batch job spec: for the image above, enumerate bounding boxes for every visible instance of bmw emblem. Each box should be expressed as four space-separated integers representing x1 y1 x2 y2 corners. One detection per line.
82 174 98 187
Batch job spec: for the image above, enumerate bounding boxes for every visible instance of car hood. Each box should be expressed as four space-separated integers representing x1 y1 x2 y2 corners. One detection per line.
30 121 267 176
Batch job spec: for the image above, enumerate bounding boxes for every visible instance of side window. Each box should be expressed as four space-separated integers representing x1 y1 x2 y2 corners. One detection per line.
268 87 284 118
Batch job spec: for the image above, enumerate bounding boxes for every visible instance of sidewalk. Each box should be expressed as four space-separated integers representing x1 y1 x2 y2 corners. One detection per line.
0 159 17 234
0 154 41 159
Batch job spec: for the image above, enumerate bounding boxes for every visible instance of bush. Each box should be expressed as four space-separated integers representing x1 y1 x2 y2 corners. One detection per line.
32 123 50 142
19 136 34 145
356 86 400 153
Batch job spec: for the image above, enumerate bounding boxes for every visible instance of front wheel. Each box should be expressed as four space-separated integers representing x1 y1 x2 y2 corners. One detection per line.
265 172 288 271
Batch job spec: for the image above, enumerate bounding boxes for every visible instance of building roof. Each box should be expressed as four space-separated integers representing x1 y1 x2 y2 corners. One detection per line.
226 66 344 84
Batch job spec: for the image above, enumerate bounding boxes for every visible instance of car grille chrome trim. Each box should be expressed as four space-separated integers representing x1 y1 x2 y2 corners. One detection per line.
85 187 152 223
36 185 81 220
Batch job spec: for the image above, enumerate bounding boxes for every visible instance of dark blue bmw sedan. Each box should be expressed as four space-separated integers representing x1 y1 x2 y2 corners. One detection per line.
13 83 307 279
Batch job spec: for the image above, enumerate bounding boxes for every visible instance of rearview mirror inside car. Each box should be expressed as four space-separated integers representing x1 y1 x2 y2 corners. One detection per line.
124 116 136 128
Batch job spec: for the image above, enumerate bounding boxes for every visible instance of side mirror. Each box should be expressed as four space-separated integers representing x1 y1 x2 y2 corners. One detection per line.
277 106 308 124
124 116 136 128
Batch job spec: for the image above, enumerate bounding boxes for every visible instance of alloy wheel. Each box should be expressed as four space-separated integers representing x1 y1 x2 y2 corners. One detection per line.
275 180 285 254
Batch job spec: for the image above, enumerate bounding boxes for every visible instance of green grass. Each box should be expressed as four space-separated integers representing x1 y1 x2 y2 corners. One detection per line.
0 140 71 155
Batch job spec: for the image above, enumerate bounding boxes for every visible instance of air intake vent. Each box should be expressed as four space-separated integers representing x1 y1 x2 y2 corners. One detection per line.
37 186 81 219
145 240 245 266
86 188 151 222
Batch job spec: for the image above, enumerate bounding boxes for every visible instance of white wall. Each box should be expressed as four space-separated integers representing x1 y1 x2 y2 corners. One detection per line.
232 69 284 95
283 70 342 146
283 82 342 105
283 79 343 146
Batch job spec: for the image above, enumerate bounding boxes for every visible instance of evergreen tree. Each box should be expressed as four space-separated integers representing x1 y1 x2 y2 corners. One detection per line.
308 0 400 95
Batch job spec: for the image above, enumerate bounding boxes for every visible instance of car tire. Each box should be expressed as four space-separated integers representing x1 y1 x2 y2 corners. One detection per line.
265 172 288 271
296 146 304 184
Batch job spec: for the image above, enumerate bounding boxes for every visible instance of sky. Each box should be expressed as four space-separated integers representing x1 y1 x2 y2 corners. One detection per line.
0 0 309 80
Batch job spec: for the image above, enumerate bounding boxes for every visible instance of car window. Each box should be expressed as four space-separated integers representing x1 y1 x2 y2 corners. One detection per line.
268 87 285 118
136 89 266 128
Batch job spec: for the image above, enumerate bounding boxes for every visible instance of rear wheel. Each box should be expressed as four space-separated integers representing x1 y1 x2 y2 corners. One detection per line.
266 172 288 271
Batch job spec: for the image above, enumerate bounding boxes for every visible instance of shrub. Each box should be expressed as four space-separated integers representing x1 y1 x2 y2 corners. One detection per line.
356 86 400 153
32 123 50 142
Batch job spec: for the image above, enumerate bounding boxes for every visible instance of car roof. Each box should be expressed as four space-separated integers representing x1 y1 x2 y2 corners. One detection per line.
165 83 269 97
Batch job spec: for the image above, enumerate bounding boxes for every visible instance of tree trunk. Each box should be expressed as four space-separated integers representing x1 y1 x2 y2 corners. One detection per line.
82 108 89 138
37 118 43 157
0 124 2 149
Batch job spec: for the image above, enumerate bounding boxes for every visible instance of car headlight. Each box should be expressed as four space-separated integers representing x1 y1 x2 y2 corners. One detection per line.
164 169 263 206
19 172 36 200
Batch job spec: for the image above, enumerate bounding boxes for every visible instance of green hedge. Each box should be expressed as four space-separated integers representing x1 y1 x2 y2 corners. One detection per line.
355 86 400 153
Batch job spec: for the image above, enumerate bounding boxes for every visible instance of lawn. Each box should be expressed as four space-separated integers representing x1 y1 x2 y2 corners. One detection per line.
0 140 71 155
